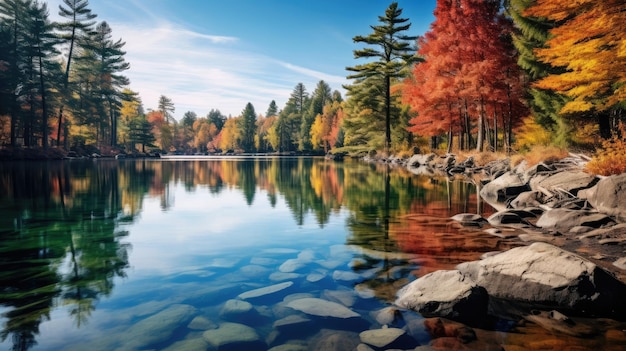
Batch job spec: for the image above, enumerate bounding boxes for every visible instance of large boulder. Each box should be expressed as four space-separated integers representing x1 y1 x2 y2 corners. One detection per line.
479 171 529 209
457 242 626 318
579 173 626 222
395 270 489 325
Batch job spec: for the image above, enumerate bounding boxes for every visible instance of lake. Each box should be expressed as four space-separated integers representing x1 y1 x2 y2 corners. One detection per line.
0 157 623 350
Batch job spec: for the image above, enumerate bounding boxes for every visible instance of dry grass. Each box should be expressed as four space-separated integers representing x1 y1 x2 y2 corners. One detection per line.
511 145 569 167
456 150 510 167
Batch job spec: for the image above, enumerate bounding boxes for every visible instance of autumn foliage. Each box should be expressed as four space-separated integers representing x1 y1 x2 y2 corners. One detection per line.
586 123 626 176
402 0 527 153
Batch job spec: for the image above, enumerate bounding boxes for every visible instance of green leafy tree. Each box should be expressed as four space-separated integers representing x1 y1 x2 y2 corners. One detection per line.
207 108 226 131
346 2 417 154
128 115 155 152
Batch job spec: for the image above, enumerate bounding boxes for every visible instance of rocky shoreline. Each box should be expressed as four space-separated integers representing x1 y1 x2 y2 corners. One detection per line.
389 152 626 342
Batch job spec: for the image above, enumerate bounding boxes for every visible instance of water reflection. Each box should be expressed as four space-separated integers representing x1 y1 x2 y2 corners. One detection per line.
0 158 491 350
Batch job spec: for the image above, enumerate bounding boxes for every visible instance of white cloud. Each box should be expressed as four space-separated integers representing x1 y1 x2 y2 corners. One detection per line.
45 0 348 118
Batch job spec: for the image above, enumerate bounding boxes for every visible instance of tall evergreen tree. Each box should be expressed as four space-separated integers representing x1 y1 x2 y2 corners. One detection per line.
265 100 278 117
239 102 257 152
346 2 417 154
278 83 309 152
301 80 332 151
506 0 570 146
73 21 129 146
56 0 97 147
0 0 31 146
26 1 59 148
158 95 175 124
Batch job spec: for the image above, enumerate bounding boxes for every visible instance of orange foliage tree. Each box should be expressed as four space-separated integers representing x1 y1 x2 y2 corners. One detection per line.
526 0 626 138
403 0 527 152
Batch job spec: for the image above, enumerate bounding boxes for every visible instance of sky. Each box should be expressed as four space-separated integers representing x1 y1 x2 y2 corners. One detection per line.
45 0 436 120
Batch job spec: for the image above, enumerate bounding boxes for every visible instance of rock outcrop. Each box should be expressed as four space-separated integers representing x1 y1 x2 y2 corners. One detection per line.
396 243 626 324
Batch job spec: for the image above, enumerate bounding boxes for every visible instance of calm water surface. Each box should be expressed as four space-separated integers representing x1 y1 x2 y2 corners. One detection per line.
0 158 622 350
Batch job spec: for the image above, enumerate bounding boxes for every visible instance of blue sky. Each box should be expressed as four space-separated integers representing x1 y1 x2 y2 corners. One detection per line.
46 0 436 119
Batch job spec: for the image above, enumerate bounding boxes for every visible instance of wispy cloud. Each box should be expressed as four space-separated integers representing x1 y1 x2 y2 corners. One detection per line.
46 0 348 118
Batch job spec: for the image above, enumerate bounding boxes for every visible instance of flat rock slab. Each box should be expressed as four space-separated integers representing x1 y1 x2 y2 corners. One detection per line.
536 208 615 231
202 322 263 349
238 281 293 300
121 304 197 350
359 327 406 348
286 297 360 319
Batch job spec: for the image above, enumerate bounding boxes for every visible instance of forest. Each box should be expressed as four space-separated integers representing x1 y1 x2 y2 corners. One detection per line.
0 0 624 173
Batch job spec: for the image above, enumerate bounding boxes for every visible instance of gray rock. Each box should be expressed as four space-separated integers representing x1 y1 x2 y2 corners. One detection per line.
268 344 308 351
286 297 360 319
272 314 312 331
487 211 534 228
220 299 254 320
480 171 529 209
457 242 626 317
530 170 598 196
162 337 209 351
202 322 264 350
450 213 487 226
580 173 626 222
322 289 357 307
370 306 402 326
238 281 294 301
408 153 436 168
536 208 615 231
395 270 488 324
359 327 407 348
332 270 362 282
187 315 216 330
269 272 300 281
308 329 361 351
120 304 197 350
509 191 546 209
279 258 306 273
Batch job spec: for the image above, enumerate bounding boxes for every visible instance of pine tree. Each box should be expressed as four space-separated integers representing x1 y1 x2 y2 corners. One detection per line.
239 102 257 152
56 0 97 147
506 0 570 146
346 2 417 154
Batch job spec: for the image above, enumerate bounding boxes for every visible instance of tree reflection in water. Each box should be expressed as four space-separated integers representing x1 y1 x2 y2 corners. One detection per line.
0 158 492 350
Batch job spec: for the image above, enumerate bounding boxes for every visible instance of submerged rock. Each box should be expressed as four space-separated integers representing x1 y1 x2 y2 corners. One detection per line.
286 297 360 319
120 304 197 350
202 322 265 350
238 281 294 301
359 327 413 349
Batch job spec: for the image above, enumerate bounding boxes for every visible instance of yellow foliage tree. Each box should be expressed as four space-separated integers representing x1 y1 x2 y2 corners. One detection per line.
527 0 626 115
219 117 240 151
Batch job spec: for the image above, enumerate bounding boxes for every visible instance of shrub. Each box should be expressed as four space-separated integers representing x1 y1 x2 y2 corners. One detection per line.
585 123 626 176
